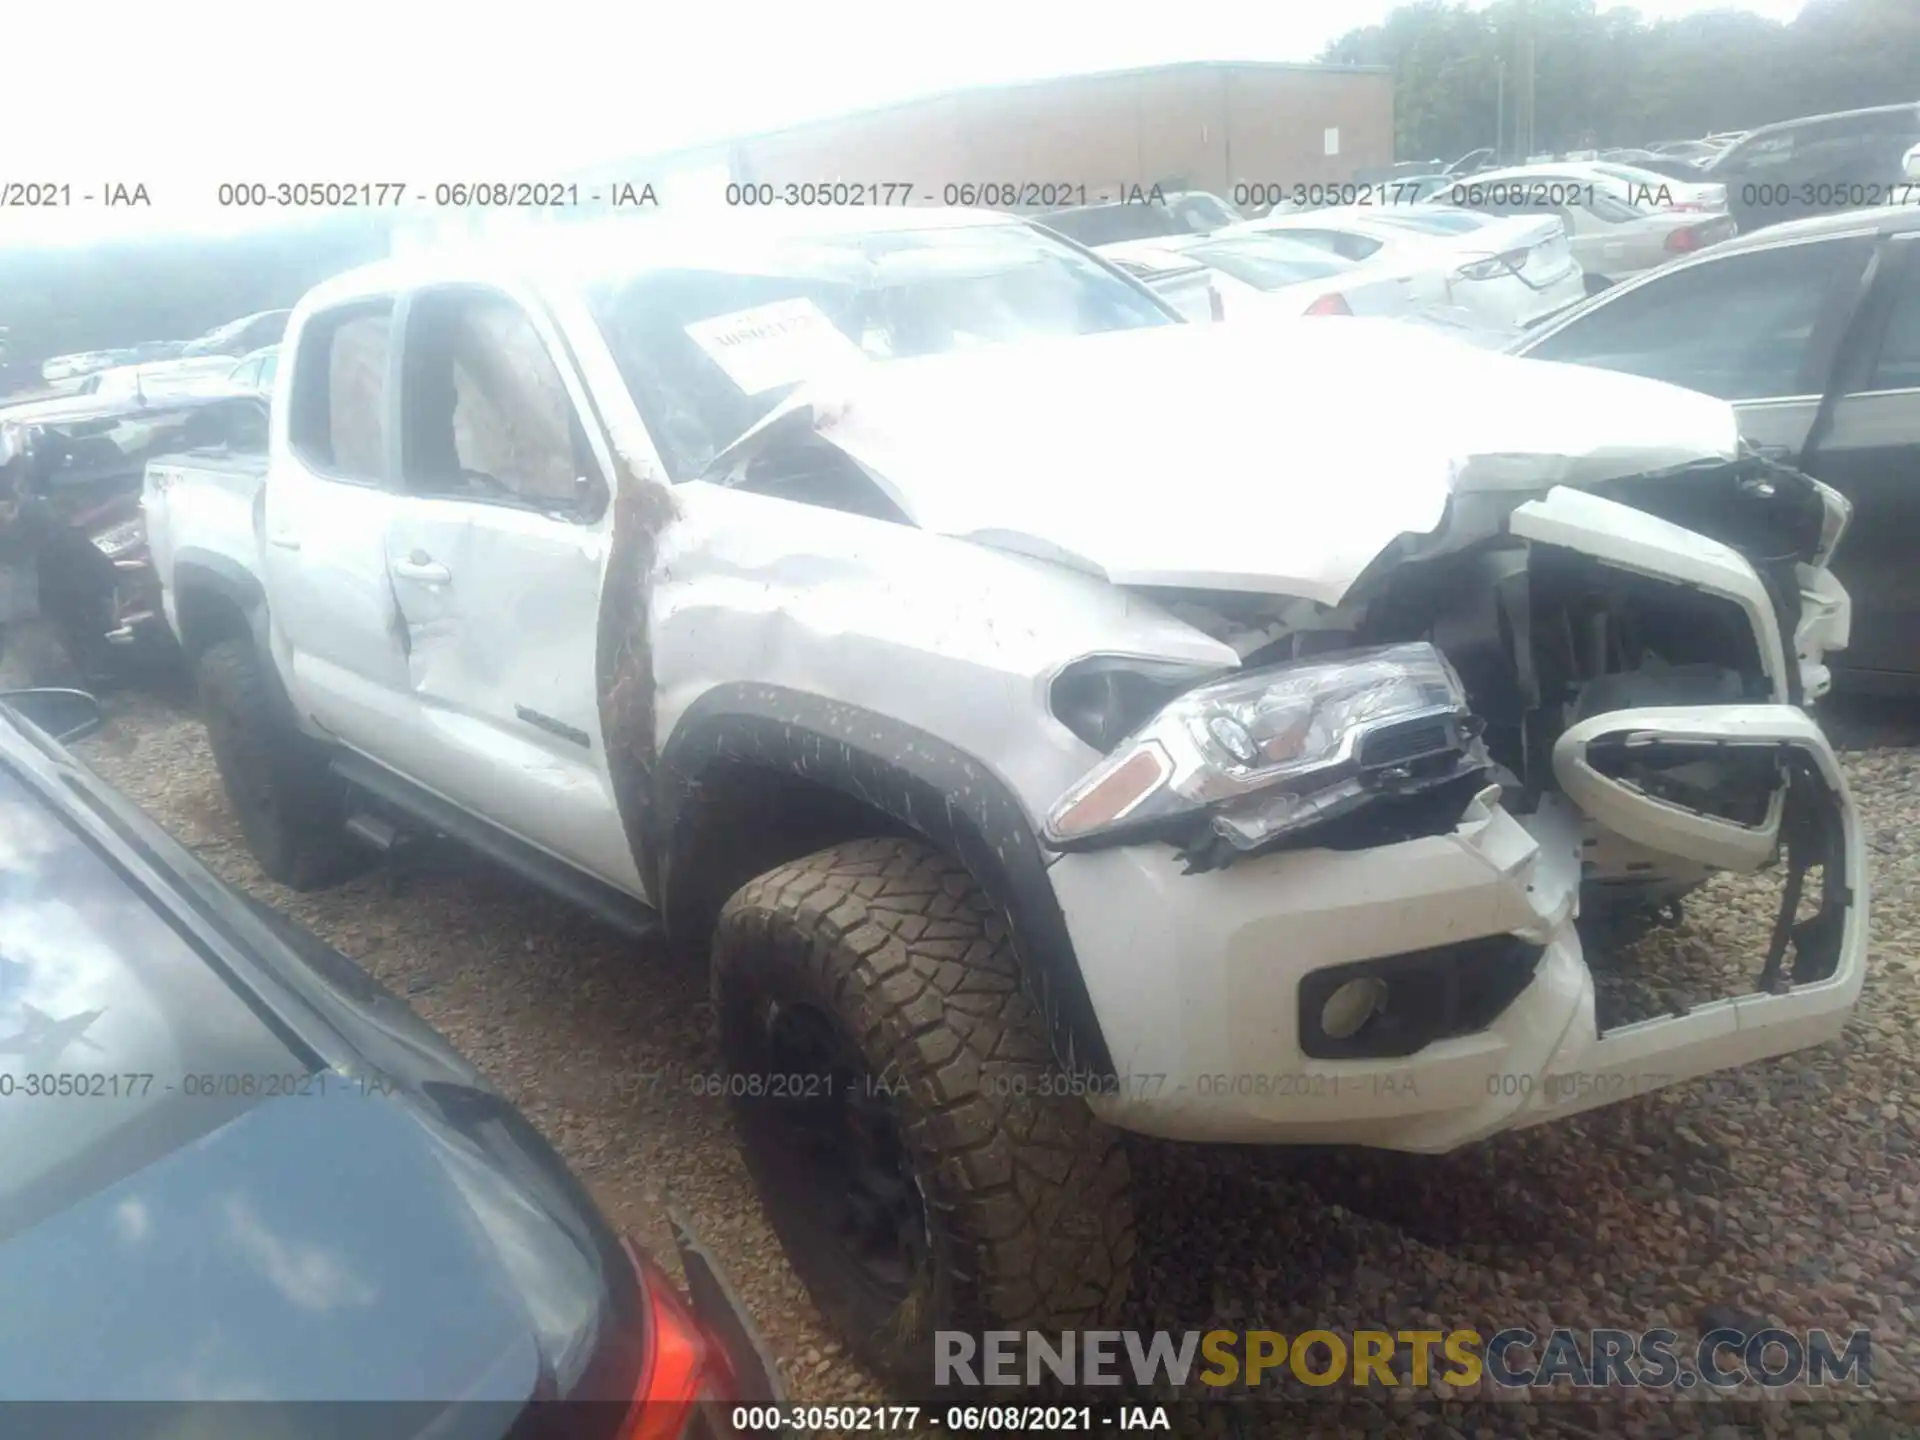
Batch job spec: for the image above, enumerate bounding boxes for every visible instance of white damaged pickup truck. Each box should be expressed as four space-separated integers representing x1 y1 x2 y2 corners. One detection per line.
147 209 1866 1394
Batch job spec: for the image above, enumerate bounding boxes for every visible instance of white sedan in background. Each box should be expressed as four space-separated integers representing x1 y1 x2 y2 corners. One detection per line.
1093 244 1228 322
1553 159 1728 214
1099 233 1525 348
1217 205 1586 328
1446 166 1738 286
1100 232 1433 320
77 355 252 401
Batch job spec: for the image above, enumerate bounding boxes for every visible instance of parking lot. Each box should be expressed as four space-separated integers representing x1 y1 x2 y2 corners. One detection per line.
74 683 1920 1431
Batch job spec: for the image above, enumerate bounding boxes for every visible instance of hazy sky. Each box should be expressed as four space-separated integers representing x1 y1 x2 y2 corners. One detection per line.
2 0 1808 246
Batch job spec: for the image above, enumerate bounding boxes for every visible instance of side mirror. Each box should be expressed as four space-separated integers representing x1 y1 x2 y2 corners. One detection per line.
1 687 104 744
1904 144 1920 182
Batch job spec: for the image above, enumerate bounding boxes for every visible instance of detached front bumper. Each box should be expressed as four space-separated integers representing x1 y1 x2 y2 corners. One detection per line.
1050 706 1866 1149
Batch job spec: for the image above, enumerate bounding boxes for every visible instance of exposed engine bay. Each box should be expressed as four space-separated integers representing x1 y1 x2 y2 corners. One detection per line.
1111 454 1855 1013
1139 453 1837 836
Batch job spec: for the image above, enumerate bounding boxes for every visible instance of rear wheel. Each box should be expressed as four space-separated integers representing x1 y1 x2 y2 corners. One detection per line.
196 638 366 890
711 837 1135 1397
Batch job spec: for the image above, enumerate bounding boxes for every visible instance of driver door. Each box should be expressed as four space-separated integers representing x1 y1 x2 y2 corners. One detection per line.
379 282 642 895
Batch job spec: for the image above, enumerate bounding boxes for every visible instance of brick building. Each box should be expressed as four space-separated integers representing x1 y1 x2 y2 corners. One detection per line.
726 61 1396 204
391 60 1394 249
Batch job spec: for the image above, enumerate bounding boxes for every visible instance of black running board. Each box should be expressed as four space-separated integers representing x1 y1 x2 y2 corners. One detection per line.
329 752 660 942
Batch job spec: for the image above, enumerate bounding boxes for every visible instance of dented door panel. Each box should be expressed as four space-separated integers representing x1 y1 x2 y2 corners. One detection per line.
382 496 641 895
371 274 646 894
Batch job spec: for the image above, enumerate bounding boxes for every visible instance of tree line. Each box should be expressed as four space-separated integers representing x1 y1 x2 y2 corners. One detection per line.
1323 0 1918 165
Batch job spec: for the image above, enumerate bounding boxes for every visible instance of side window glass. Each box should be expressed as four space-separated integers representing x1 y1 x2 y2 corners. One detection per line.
287 304 393 483
1868 254 1920 392
1334 233 1384 261
1524 240 1859 401
402 290 595 515
1724 134 1794 176
178 398 267 456
227 400 270 455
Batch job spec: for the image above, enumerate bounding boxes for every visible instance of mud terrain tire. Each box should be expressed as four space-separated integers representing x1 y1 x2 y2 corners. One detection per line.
197 639 365 891
712 837 1135 1397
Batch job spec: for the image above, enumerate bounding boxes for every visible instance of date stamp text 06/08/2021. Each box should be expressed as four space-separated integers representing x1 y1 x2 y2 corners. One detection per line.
208 180 1156 211
587 1063 1810 1106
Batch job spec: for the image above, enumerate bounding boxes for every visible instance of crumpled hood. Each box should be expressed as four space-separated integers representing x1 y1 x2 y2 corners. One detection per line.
749 318 1741 605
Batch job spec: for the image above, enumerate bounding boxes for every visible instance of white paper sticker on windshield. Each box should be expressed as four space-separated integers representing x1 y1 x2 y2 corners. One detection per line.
685 297 870 395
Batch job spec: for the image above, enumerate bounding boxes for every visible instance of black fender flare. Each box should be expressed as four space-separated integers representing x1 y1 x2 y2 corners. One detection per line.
171 551 306 733
652 682 1116 1078
171 548 270 656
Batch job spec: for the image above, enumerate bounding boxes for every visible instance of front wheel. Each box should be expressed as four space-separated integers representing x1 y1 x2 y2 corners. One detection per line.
711 837 1135 1397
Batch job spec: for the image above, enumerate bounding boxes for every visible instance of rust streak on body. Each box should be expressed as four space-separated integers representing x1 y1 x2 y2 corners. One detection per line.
595 451 680 884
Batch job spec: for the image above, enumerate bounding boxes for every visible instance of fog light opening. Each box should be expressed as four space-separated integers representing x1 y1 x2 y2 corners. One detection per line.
1320 977 1390 1041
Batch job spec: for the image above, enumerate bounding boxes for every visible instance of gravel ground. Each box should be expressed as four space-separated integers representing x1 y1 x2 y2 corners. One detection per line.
71 687 1920 1438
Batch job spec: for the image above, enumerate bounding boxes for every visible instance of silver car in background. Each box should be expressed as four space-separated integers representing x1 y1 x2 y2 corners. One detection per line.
1447 165 1737 286
1221 204 1587 327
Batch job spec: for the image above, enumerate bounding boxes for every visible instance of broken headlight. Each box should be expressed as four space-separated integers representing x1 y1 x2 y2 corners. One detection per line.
1044 642 1490 857
1049 655 1229 752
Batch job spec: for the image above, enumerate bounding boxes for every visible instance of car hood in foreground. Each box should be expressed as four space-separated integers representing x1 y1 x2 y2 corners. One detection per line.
720 318 1741 604
0 741 626 1417
0 1087 561 1409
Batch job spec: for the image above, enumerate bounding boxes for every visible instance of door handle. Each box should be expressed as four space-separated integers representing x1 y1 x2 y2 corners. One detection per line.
266 533 301 551
393 551 451 585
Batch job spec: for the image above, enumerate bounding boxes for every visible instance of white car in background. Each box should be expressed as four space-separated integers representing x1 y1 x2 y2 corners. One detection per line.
1448 165 1738 287
226 345 280 395
1100 232 1434 321
77 355 252 401
40 351 119 383
1554 159 1728 214
1221 205 1586 328
1093 245 1226 322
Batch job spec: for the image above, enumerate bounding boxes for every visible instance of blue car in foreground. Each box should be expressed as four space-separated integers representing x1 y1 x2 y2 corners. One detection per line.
0 688 785 1439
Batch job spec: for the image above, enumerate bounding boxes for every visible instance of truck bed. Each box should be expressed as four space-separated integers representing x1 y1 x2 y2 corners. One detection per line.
142 447 270 640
